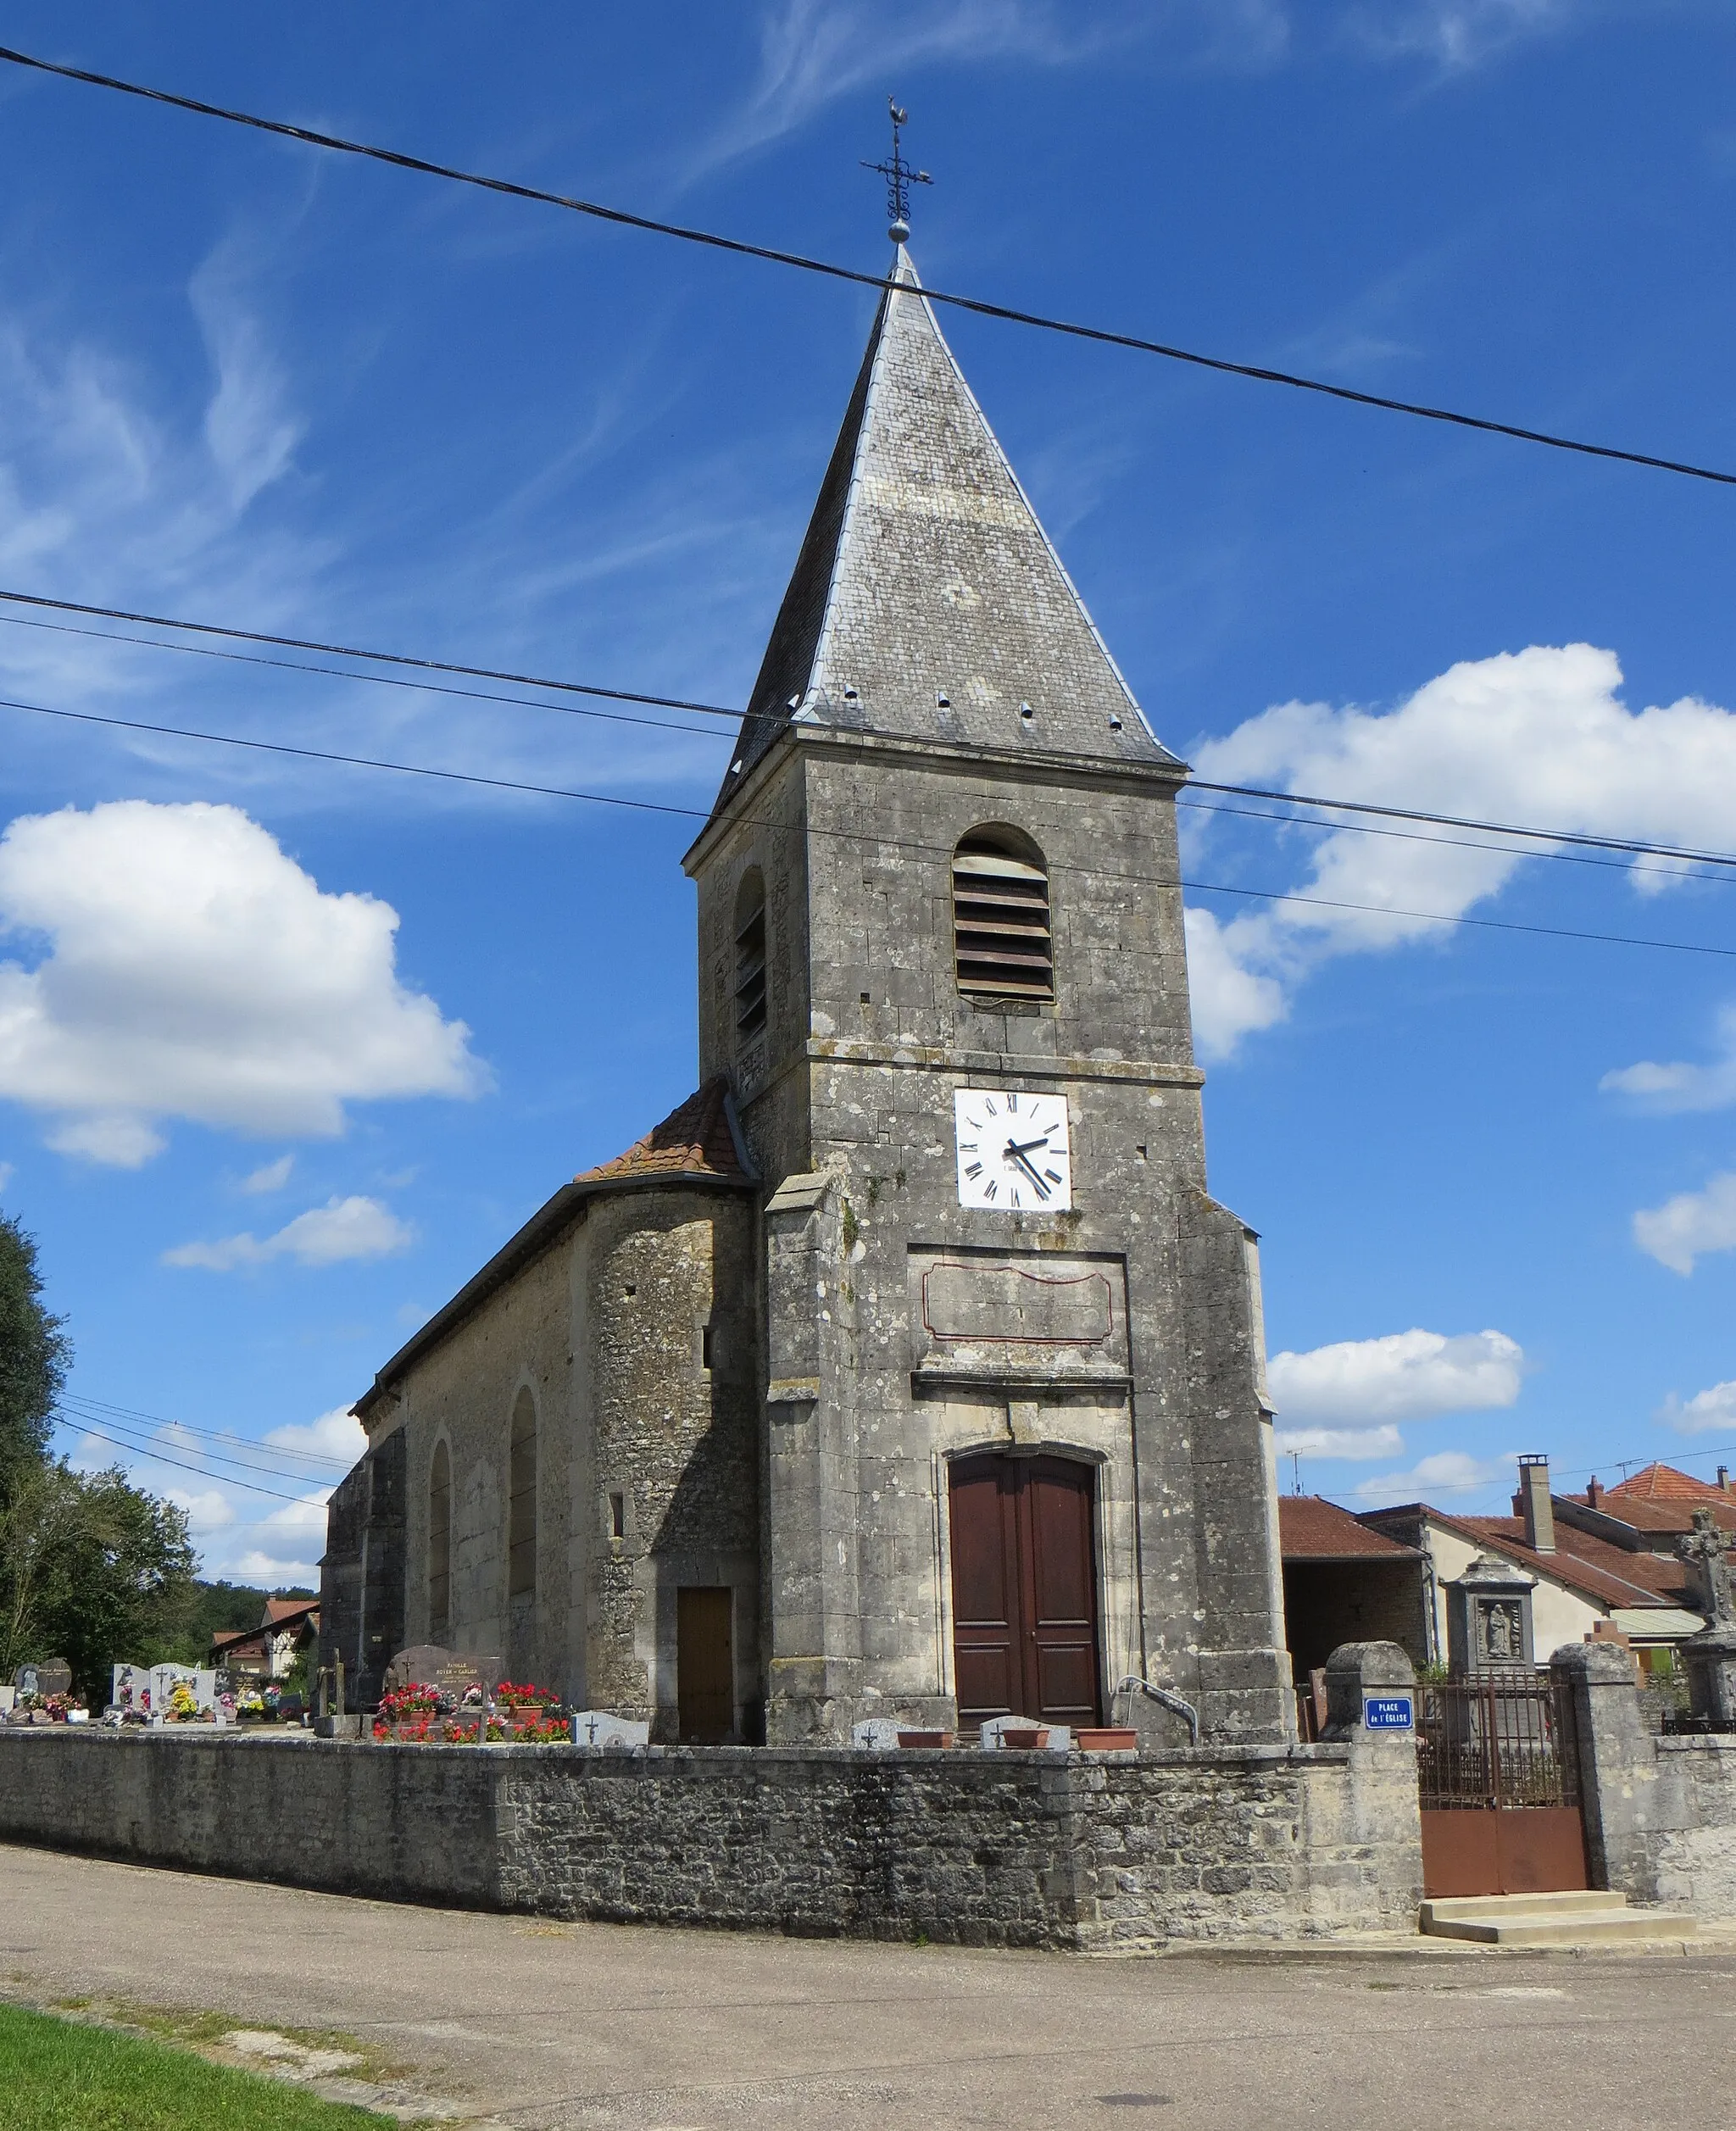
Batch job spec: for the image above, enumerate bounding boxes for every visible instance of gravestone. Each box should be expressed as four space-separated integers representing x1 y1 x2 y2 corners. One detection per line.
979 1714 1070 1751
384 1645 504 1700
850 1718 903 1750
150 1665 216 1720
111 1663 152 1716
569 1710 650 1748
14 1657 71 1701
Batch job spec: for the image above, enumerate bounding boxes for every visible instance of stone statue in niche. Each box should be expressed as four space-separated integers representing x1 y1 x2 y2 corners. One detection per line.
1481 1600 1522 1664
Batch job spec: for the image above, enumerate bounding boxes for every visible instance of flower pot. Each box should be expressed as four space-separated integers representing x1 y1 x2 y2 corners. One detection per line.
1073 1728 1138 1752
896 1728 953 1749
998 1727 1049 1750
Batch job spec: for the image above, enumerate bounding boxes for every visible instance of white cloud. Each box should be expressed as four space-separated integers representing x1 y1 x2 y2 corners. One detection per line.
1353 1449 1505 1501
251 1494 333 1540
0 800 487 1164
164 1194 414 1272
165 1487 236 1535
1338 0 1576 67
1602 1004 1736 1115
693 1 1285 174
1185 647 1736 1058
1656 1378 1736 1435
1633 1172 1736 1277
1183 905 1288 1060
1268 1327 1525 1424
189 234 304 515
241 1154 296 1194
265 1406 367 1466
226 1550 321 1587
1273 1422 1404 1461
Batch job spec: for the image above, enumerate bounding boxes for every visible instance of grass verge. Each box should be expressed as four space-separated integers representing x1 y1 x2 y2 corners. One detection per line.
0 2003 390 2128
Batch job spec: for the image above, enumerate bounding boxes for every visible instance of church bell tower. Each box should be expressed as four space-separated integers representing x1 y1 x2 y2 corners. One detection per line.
682 248 1290 1745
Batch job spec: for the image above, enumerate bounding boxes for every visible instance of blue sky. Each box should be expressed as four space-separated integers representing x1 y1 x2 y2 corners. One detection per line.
1 1 1734 1583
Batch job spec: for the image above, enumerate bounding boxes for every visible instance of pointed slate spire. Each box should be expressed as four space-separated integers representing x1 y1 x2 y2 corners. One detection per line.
716 249 1175 811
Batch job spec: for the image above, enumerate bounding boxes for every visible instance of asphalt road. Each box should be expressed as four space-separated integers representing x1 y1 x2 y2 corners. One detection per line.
2 1843 1731 2129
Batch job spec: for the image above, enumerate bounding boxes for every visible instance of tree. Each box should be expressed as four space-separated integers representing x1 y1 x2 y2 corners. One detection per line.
0 1461 198 1700
0 1212 69 1495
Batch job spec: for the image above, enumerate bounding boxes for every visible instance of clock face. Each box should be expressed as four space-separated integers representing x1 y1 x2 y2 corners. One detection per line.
953 1088 1072 1212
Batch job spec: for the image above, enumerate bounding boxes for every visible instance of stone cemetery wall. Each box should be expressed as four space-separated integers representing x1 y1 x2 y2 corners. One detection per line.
0 1728 1421 1949
1553 1643 1736 1919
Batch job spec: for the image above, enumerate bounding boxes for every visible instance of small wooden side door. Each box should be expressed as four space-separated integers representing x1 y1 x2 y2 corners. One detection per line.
676 1586 734 1743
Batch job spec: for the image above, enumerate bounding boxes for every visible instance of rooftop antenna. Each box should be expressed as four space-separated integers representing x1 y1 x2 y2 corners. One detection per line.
1290 1452 1302 1497
862 97 932 244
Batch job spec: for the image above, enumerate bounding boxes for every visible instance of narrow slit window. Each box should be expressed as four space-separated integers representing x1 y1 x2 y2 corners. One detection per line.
428 1440 451 1639
609 1489 626 1542
734 869 767 1040
509 1388 537 1600
951 830 1054 1000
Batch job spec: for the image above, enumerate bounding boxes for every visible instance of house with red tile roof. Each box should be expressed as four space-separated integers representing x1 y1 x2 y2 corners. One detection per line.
1278 1495 1428 1679
1358 1456 1707 1672
210 1595 320 1682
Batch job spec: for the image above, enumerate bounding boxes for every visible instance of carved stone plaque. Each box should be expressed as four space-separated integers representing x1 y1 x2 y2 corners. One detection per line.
908 1247 1129 1388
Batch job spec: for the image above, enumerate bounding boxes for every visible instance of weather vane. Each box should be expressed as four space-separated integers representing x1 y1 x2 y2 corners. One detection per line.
861 97 931 244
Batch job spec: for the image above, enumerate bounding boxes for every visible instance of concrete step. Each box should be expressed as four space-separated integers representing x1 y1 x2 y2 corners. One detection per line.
1422 1890 1627 1924
1420 1894 1698 1945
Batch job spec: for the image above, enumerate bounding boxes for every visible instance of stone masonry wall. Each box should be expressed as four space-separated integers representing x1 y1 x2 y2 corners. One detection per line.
1552 1643 1736 1920
0 1731 1417 1950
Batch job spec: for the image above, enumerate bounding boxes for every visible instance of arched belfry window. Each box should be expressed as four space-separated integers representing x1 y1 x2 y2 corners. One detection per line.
509 1389 537 1600
428 1440 451 1639
952 829 1054 1000
734 869 767 1040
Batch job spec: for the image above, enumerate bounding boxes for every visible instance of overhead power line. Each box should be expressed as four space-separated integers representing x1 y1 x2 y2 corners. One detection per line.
65 1393 354 1467
5 583 1736 879
3 687 1732 964
58 1397 351 1483
56 1413 315 1504
1 44 1732 489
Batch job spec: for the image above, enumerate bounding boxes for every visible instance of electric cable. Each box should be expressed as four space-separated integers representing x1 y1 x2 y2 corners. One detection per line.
5 584 1736 877
63 1394 354 1468
10 601 1727 884
2 687 1732 961
1 42 1731 489
53 1413 316 1504
56 1399 352 1485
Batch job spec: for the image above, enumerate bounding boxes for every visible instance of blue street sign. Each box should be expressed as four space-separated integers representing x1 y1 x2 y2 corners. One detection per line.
1363 1694 1415 1731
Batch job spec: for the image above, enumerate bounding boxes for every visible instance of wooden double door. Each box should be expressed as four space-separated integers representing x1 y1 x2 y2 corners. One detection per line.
949 1452 1104 1730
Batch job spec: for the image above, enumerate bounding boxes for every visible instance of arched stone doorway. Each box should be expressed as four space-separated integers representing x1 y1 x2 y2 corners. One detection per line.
949 1451 1104 1730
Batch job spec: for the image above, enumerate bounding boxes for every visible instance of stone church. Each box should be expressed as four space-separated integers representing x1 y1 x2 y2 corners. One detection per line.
320 250 1290 1747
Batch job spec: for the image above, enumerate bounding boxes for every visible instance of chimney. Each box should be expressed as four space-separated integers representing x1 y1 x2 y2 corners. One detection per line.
1720 1466 1731 1494
1517 1455 1555 1554
1586 1476 1604 1510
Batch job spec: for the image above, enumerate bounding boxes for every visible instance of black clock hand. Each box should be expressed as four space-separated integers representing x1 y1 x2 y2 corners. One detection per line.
1004 1134 1051 1155
1005 1145 1052 1199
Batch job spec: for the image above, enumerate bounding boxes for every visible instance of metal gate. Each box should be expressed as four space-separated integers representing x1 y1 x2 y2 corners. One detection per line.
1416 1674 1589 1898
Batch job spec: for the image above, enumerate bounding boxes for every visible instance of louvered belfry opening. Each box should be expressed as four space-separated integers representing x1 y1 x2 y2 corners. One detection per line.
952 829 1054 1000
734 868 768 1039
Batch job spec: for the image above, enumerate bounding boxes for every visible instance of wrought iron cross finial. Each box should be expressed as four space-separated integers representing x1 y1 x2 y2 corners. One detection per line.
861 97 932 244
